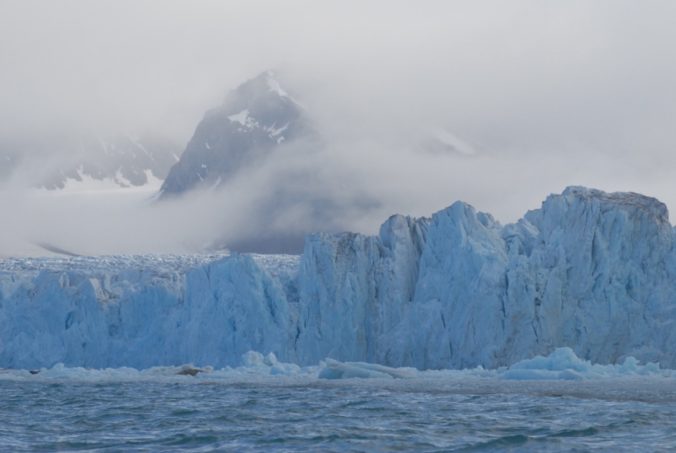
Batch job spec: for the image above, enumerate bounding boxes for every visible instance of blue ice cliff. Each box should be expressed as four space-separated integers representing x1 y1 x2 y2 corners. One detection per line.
1 186 675 370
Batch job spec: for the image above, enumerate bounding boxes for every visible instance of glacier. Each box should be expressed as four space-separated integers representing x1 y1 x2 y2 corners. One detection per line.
1 186 676 371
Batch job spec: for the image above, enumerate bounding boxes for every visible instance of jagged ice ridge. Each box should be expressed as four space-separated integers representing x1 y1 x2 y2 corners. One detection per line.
1 186 675 370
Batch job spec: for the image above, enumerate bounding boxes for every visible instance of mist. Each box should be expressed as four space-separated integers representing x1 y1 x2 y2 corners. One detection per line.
2 1 676 256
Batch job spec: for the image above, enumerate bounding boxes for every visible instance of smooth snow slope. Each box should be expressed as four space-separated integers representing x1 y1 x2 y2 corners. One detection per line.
1 187 675 370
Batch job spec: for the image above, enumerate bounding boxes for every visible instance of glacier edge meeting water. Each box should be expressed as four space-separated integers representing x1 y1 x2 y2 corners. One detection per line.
1 186 676 372
0 347 672 383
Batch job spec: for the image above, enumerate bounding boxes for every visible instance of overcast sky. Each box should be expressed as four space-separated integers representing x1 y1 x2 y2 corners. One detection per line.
2 1 676 254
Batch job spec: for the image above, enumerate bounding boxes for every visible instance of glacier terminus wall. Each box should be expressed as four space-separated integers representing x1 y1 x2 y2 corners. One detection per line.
1 186 675 370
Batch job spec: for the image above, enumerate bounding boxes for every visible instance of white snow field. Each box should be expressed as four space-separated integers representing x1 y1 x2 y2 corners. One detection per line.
1 186 676 372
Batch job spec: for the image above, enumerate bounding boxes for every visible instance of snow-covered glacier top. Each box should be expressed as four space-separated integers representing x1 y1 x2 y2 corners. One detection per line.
2 186 676 371
0 254 228 274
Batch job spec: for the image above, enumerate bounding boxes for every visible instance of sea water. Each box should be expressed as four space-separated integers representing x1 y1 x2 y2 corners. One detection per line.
2 373 676 452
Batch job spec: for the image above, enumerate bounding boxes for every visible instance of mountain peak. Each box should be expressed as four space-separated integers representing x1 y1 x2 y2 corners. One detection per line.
159 71 310 199
222 70 295 110
262 70 289 98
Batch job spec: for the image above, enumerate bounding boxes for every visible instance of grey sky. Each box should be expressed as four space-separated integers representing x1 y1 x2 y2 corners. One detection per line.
1 1 676 254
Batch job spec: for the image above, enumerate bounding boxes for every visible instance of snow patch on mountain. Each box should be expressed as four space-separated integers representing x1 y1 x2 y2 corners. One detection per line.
227 109 254 128
265 71 290 98
56 168 163 194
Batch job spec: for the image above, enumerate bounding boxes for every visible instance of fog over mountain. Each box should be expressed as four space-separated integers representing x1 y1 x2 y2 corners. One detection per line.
1 1 676 255
160 71 312 198
1 134 179 190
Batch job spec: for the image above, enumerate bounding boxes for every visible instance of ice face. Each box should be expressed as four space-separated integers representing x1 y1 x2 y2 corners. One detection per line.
0 254 297 369
2 186 676 370
293 186 676 369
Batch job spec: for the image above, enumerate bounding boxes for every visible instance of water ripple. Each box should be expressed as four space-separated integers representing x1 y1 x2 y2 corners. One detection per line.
2 379 676 451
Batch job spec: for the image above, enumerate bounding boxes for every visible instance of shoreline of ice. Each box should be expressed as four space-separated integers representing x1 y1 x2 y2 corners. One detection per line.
0 348 672 384
3 187 676 372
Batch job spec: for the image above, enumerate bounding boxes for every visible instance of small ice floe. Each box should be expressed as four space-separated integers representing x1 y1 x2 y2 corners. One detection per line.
241 351 302 376
318 359 417 380
501 347 670 381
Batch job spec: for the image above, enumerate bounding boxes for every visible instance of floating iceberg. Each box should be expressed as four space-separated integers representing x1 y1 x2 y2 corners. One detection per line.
318 359 418 380
501 347 669 380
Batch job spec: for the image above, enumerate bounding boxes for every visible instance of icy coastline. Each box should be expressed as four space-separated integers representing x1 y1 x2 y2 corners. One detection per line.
0 348 672 383
1 186 676 371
